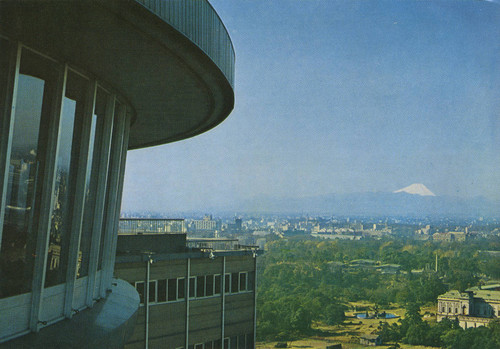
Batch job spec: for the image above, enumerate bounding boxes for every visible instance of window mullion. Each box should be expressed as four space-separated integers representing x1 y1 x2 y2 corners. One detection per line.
85 94 115 306
99 103 127 297
29 64 67 332
0 41 20 252
103 108 130 289
63 80 97 318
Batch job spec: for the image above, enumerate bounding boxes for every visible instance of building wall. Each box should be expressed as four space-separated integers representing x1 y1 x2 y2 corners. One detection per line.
116 254 257 349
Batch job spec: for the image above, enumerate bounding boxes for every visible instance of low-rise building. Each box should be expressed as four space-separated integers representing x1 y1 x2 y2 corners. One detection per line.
437 287 500 329
114 228 260 349
359 334 381 346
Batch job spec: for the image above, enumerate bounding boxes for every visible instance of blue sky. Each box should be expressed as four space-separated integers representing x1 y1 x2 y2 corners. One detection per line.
122 0 500 213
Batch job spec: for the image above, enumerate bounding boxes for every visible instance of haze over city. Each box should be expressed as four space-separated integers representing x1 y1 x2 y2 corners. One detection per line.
122 0 500 213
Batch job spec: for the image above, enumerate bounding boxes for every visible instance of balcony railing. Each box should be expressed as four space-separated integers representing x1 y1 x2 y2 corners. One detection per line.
135 0 235 87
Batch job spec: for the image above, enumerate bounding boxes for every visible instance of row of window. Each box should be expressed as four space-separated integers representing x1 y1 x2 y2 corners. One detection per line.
173 333 254 349
134 271 255 304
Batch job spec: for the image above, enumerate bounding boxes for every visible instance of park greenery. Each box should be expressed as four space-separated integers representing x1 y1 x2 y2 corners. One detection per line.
256 236 500 345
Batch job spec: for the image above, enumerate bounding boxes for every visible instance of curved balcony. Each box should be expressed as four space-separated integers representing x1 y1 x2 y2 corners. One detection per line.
0 0 236 149
135 0 235 88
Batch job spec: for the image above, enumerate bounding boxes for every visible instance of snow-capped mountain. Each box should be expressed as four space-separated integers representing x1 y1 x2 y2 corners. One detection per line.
393 183 436 196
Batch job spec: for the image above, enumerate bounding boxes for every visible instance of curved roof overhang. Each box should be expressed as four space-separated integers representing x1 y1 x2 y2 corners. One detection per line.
0 0 235 150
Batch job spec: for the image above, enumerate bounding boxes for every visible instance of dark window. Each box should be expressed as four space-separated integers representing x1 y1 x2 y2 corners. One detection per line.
168 278 177 301
206 275 214 296
246 333 254 349
188 346 194 349
214 339 222 349
239 272 247 291
230 337 237 349
148 281 156 303
238 335 245 349
194 344 203 349
225 274 230 293
197 275 205 297
223 338 229 349
136 282 144 304
215 274 221 295
157 279 167 302
189 276 196 298
178 278 185 299
205 341 213 349
248 271 255 291
231 273 239 293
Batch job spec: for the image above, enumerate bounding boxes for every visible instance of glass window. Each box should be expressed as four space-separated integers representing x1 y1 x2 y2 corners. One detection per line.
78 87 108 278
194 344 203 349
238 335 245 349
168 278 177 301
148 281 156 303
157 279 167 302
97 100 120 271
223 338 229 349
136 281 144 304
230 337 237 349
206 274 214 296
239 272 247 292
0 49 57 298
178 278 185 300
205 341 213 349
214 274 221 295
231 272 239 293
248 271 255 291
246 334 254 349
45 70 89 287
214 339 222 349
197 275 205 298
225 274 230 293
189 276 196 298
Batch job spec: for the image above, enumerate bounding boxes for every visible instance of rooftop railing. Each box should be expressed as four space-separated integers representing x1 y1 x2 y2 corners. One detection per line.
186 238 259 252
135 0 235 87
119 218 186 234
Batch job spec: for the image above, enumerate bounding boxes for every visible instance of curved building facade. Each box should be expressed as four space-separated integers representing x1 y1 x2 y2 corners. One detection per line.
0 0 235 346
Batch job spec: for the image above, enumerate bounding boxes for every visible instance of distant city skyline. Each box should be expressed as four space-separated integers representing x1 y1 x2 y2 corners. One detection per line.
122 0 500 213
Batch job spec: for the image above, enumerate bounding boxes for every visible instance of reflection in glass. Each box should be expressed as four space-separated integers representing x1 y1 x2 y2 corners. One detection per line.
98 101 121 271
45 71 87 287
0 74 44 298
78 88 108 278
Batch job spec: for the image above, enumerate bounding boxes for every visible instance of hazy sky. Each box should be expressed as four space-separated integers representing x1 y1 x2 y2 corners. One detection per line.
122 0 500 213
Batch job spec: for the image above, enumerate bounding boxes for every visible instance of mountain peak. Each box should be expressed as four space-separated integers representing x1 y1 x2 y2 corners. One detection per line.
394 183 436 196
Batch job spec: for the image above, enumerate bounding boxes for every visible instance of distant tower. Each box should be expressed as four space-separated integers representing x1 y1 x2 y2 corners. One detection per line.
435 254 438 273
235 218 242 232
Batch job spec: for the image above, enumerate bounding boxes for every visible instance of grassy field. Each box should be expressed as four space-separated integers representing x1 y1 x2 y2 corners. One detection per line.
257 302 437 349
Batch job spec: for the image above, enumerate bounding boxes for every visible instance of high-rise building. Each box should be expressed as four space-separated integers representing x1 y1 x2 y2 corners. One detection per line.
0 1 234 347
